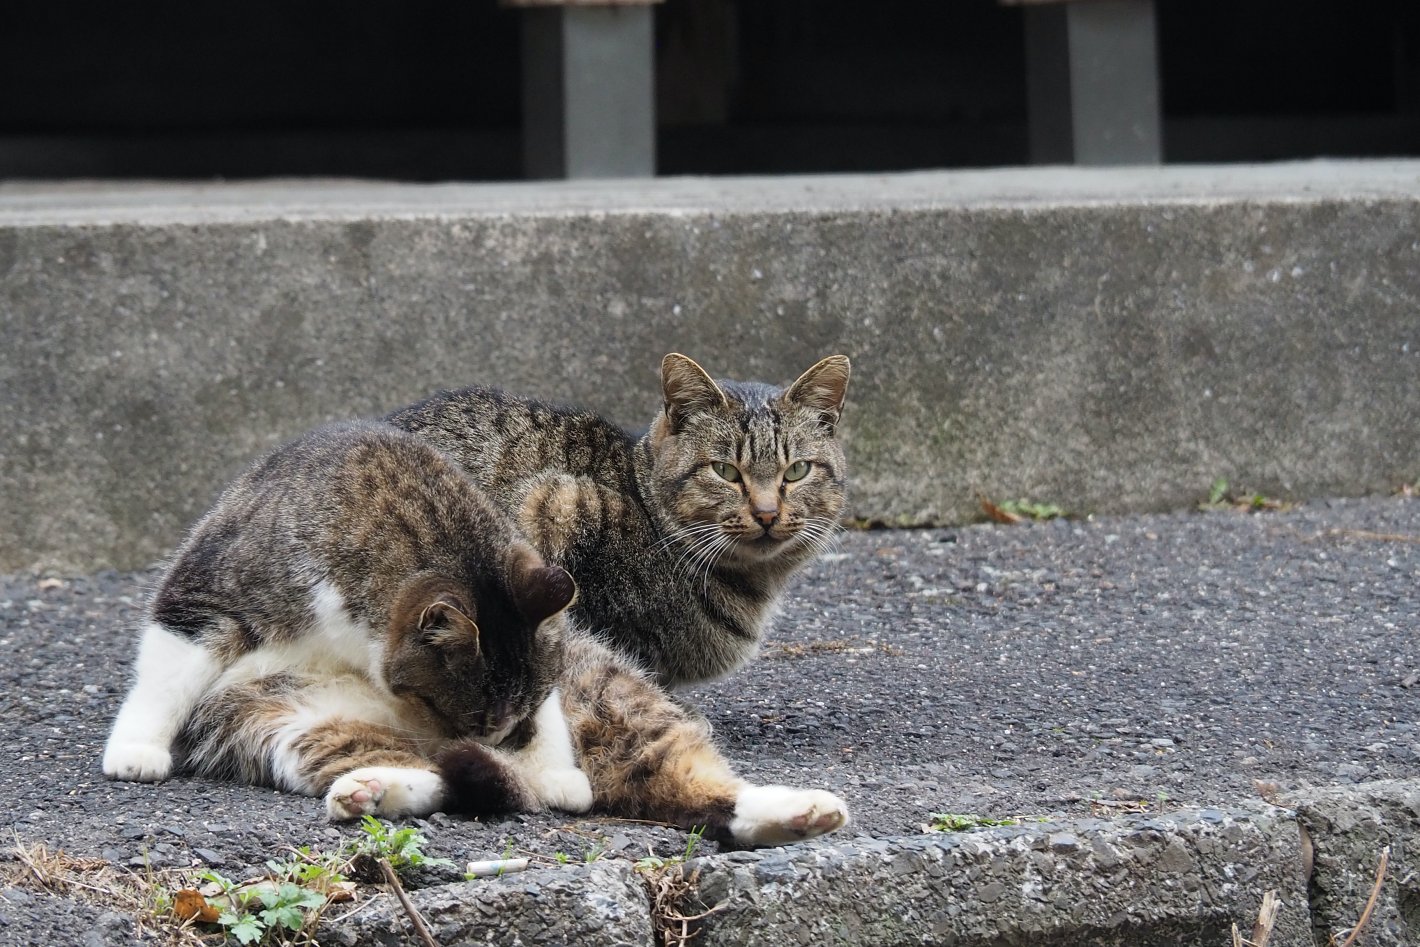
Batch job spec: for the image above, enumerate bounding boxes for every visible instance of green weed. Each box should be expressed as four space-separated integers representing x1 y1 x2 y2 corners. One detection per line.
926 813 1034 833
633 826 706 873
343 814 454 872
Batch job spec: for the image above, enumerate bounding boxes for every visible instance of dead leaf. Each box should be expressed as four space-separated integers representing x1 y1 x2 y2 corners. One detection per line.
326 880 357 903
1253 779 1283 805
978 495 1022 525
172 888 220 924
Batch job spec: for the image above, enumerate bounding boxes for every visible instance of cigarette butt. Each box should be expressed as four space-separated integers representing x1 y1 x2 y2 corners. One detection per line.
465 857 530 878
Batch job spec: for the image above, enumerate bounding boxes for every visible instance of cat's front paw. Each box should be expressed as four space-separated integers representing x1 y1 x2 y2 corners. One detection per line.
529 766 593 813
102 742 173 782
729 785 850 847
325 767 444 821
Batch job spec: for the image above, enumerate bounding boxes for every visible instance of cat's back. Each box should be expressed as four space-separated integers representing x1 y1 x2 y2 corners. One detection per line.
153 419 510 647
386 385 637 490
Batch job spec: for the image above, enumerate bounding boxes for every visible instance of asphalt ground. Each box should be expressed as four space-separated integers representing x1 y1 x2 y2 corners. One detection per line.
0 494 1416 940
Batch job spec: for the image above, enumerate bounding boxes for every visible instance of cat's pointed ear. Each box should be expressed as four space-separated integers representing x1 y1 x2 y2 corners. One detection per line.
418 593 480 645
783 355 851 433
661 353 728 432
508 546 577 625
516 565 577 626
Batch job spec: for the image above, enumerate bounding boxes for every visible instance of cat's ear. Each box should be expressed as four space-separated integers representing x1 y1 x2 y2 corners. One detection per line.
508 546 577 625
783 355 851 434
661 353 728 432
516 565 577 625
418 593 480 639
392 576 480 647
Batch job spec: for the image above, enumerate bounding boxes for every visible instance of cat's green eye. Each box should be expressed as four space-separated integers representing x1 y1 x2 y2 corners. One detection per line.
711 462 743 483
784 460 811 482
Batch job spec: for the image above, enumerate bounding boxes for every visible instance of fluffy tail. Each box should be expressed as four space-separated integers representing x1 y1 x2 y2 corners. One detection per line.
435 740 540 815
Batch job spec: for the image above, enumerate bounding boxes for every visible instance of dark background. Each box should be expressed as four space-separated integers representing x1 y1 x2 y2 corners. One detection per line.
2 0 1418 180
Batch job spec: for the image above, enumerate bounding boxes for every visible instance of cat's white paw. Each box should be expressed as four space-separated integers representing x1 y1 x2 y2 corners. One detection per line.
529 766 593 813
102 742 173 782
325 767 444 821
729 785 850 847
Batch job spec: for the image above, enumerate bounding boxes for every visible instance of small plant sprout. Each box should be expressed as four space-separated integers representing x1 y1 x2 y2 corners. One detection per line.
925 813 1048 833
344 815 453 872
978 494 1070 524
926 813 1022 833
1207 477 1230 507
633 825 706 873
1199 477 1289 513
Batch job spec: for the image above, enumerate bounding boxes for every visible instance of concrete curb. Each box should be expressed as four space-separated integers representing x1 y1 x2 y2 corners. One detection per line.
5 162 1420 572
325 859 652 947
321 778 1418 947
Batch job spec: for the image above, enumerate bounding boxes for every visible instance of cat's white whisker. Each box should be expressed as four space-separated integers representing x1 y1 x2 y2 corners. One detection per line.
673 524 731 579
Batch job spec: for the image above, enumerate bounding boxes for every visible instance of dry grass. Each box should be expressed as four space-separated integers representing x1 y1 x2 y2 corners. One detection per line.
5 837 207 946
1232 889 1280 947
1330 846 1389 947
640 863 724 947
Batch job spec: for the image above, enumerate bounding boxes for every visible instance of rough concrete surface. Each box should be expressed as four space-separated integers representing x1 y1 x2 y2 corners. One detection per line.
692 806 1311 947
324 860 652 947
3 161 1420 572
1289 780 1420 947
1 495 1415 944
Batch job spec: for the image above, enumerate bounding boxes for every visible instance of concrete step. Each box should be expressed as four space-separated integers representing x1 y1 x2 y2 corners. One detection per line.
324 780 1419 946
3 161 1418 572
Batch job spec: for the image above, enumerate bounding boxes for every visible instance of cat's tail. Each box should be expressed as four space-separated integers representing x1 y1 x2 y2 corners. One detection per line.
435 740 541 814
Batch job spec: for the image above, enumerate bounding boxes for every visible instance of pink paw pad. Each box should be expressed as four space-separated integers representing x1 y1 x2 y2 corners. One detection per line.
348 778 384 806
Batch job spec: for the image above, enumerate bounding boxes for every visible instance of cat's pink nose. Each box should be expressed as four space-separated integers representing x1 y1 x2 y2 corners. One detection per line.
753 507 779 527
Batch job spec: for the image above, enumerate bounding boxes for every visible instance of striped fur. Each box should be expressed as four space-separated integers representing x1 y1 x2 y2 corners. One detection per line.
104 421 572 802
386 354 851 685
105 415 850 844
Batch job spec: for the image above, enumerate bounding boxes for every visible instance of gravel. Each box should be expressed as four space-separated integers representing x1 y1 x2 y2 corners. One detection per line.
0 495 1415 897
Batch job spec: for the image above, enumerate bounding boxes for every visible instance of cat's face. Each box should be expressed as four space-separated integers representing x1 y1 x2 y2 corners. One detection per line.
381 549 574 743
647 354 850 567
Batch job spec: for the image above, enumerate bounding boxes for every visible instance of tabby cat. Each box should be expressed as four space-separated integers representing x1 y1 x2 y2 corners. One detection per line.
387 353 851 686
103 421 848 845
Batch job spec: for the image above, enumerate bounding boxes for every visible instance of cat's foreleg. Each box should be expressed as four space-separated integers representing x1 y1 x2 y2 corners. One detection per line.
325 767 447 820
499 688 593 813
103 621 222 782
260 712 450 821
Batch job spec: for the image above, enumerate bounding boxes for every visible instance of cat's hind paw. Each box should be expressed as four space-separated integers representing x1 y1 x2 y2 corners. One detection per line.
325 767 444 821
729 785 850 847
102 742 173 782
529 766 593 814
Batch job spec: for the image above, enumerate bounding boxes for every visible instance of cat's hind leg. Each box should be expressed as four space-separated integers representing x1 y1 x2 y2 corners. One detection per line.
562 637 850 847
728 785 850 847
103 620 222 782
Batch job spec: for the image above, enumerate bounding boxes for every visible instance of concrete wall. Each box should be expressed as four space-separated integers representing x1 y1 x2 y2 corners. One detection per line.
2 162 1418 572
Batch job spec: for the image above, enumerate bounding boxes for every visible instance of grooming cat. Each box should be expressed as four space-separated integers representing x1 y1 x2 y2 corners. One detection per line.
104 421 848 844
386 353 851 686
